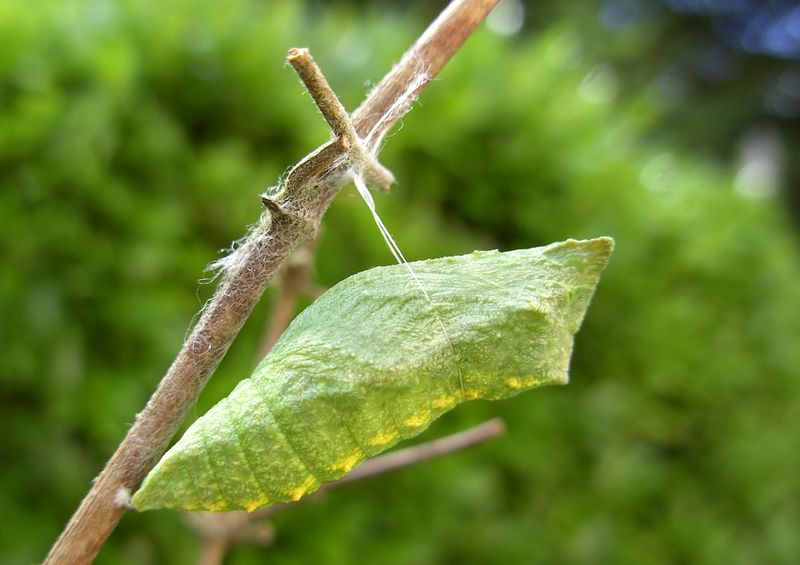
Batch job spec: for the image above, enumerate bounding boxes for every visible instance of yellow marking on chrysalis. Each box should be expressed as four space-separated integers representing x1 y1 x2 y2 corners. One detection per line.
464 390 481 400
403 412 429 428
505 376 541 390
244 493 271 513
505 377 524 389
368 429 398 447
288 475 317 501
432 395 457 410
205 499 229 512
331 451 362 473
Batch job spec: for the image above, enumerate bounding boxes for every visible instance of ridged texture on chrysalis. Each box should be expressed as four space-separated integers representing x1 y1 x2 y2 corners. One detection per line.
132 237 613 512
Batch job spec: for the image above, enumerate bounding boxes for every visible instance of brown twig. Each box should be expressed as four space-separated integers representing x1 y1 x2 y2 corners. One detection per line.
287 48 395 191
331 417 506 487
197 540 229 565
190 513 274 565
45 1 500 562
256 243 320 360
186 418 506 550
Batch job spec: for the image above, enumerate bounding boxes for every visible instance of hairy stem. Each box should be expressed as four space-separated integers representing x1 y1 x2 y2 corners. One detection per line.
256 243 319 360
45 1 500 562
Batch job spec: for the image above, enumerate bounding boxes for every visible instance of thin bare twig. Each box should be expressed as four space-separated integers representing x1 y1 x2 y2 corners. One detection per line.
191 512 276 565
287 48 395 191
197 540 229 565
333 417 506 486
45 1 500 562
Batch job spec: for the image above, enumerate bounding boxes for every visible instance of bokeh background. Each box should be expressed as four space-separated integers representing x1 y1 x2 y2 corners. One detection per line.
2 0 800 563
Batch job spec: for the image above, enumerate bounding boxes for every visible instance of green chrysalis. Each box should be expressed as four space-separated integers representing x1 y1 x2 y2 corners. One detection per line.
132 237 613 512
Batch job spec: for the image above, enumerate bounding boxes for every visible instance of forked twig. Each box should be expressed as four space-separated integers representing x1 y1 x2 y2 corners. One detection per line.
45 2 501 562
287 48 395 191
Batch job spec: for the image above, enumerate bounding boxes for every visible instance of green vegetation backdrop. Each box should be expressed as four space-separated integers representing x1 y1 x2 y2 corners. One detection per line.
1 0 799 563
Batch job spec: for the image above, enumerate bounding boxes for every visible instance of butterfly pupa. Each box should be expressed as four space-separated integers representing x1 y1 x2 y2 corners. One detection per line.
132 237 613 512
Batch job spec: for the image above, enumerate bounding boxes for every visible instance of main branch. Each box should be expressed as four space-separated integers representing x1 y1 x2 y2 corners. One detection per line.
45 0 500 562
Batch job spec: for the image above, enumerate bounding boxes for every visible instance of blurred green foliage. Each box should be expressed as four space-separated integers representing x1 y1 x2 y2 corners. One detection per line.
1 1 799 564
